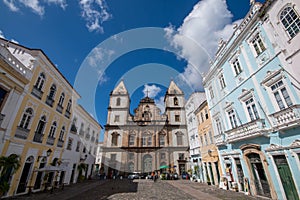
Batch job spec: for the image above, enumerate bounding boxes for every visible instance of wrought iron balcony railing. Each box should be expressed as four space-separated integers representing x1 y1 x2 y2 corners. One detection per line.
56 104 63 114
31 86 43 100
15 126 30 139
33 133 44 143
57 139 64 148
45 96 54 107
46 137 55 145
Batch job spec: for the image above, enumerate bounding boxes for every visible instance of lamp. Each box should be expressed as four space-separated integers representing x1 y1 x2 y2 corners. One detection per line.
38 148 52 161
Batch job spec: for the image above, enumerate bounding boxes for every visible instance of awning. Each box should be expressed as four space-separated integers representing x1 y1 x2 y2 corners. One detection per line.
159 165 169 169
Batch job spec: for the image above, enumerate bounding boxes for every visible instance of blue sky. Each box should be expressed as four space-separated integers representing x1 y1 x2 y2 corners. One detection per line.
0 0 264 140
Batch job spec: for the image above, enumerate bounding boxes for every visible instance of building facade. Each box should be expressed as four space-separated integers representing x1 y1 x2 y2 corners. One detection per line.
203 1 300 199
195 100 220 186
185 92 206 181
61 104 102 184
102 81 189 177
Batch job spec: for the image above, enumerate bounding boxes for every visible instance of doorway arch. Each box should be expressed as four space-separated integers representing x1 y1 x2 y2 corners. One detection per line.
143 154 152 173
17 156 34 194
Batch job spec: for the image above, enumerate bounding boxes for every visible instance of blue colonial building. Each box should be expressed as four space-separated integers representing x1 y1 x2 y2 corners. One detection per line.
203 1 300 200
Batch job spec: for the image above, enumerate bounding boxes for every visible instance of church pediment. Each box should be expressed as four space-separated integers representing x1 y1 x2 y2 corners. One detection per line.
112 80 128 95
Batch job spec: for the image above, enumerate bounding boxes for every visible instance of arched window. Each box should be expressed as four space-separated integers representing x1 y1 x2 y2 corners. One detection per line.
174 97 178 106
59 126 65 141
35 115 46 135
116 97 121 106
19 108 33 129
58 92 65 106
48 84 56 99
280 6 300 38
111 132 118 146
159 134 165 146
129 134 135 146
35 73 45 90
48 121 57 138
66 99 72 112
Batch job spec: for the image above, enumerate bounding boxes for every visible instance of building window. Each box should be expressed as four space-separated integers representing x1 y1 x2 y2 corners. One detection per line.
67 138 73 150
48 121 57 138
111 154 116 161
0 87 8 108
200 112 204 123
209 86 214 99
116 97 121 106
205 109 209 119
35 115 46 135
232 58 243 76
141 135 147 146
66 99 72 112
58 93 65 106
175 115 180 122
147 136 152 146
251 34 266 56
219 74 226 89
178 153 184 160
215 118 223 135
19 108 33 129
129 135 135 146
271 80 293 110
208 131 213 144
174 97 178 106
83 147 86 153
128 153 134 160
114 115 120 122
245 98 259 121
280 6 300 38
204 133 208 145
159 135 165 146
228 109 238 129
160 153 166 159
76 141 80 152
176 133 183 146
35 73 45 90
59 126 65 141
48 84 56 100
111 133 118 146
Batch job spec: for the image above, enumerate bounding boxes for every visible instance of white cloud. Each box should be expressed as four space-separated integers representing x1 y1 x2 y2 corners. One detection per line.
79 0 112 33
0 30 5 39
166 0 242 90
143 84 161 99
3 0 67 16
11 39 19 44
19 0 45 16
155 96 165 114
3 0 19 12
45 0 67 10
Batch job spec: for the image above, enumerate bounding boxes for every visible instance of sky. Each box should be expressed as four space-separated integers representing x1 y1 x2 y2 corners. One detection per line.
0 0 264 140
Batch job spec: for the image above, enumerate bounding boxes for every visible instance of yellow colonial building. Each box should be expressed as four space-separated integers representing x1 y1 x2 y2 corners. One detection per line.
195 100 221 186
0 38 80 197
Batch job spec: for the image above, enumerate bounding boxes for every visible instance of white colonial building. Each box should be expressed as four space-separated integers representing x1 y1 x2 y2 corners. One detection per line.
102 80 189 177
185 92 206 180
62 104 102 184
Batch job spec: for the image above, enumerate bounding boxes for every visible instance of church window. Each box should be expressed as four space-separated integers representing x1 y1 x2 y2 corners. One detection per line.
159 135 165 146
175 115 180 122
116 97 121 106
114 115 120 122
174 97 178 106
280 6 300 38
111 133 118 146
129 135 135 146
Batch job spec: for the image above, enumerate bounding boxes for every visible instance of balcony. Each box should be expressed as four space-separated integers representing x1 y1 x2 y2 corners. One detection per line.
33 133 44 143
214 134 226 146
15 126 30 139
45 96 54 107
56 104 63 114
0 113 4 127
31 86 43 99
46 137 55 145
269 105 300 130
65 110 71 119
57 139 64 148
225 119 267 143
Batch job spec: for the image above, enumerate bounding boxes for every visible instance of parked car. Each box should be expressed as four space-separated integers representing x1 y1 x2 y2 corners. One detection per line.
181 172 190 180
128 172 140 180
170 173 179 180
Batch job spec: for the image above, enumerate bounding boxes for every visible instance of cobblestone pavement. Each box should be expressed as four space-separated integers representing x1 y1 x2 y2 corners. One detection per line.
7 179 267 200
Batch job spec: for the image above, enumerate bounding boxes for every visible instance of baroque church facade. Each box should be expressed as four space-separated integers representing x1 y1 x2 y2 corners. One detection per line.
102 81 189 177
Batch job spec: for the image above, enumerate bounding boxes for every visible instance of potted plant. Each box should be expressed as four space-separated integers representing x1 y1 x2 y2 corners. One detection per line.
0 154 21 197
